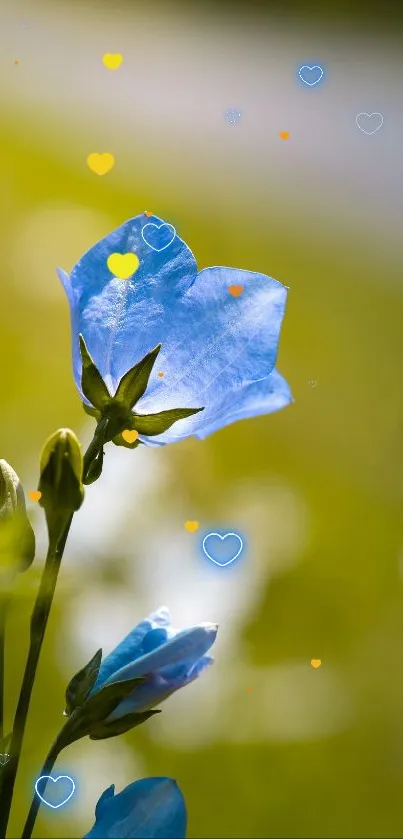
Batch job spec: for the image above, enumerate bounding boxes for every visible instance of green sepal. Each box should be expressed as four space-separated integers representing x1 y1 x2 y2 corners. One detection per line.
131 407 204 436
115 344 162 409
89 710 161 740
83 403 101 421
84 448 104 484
80 677 146 725
65 649 102 716
79 335 112 411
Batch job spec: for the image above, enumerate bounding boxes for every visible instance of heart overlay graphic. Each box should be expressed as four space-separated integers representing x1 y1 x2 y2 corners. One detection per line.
298 65 324 86
35 775 76 809
141 223 176 252
355 112 383 134
202 532 244 567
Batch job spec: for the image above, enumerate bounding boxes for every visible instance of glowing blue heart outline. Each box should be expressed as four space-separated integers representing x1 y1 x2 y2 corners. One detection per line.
35 775 75 809
202 532 244 567
141 223 176 252
298 65 324 86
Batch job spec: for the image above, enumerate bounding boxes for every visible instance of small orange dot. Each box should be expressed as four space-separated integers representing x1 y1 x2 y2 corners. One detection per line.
228 284 244 297
14 60 20 65
246 687 252 692
144 211 153 217
280 131 290 140
28 490 41 502
157 372 164 378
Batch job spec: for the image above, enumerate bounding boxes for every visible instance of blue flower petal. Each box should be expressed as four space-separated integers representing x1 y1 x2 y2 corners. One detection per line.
109 655 214 719
106 623 218 685
61 214 198 397
83 777 187 839
93 606 172 691
130 265 289 443
193 367 293 440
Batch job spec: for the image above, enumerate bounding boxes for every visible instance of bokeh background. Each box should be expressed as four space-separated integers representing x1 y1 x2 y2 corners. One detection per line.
1 0 403 836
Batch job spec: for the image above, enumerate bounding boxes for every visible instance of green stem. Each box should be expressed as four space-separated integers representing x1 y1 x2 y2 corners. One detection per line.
0 422 107 837
20 737 61 839
0 517 73 838
0 598 5 744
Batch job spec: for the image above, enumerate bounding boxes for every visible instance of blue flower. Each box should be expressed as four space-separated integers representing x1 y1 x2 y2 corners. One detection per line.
83 776 187 838
58 214 292 446
90 607 217 721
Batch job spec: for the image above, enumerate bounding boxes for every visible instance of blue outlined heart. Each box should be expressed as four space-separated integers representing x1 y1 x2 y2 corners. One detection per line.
202 532 243 567
298 65 324 86
35 775 75 809
141 222 176 252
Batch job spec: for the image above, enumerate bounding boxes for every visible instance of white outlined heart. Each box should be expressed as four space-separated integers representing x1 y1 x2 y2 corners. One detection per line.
355 112 384 134
202 532 243 567
35 775 75 809
141 223 176 252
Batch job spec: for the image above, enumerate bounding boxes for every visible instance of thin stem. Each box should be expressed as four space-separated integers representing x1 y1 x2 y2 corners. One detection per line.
0 517 72 838
21 737 61 839
0 599 5 744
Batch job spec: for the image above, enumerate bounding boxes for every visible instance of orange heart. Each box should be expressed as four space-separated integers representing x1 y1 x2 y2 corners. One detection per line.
310 659 322 669
184 521 199 533
228 285 244 297
122 429 139 444
28 490 41 502
157 372 164 378
144 211 153 217
280 131 290 140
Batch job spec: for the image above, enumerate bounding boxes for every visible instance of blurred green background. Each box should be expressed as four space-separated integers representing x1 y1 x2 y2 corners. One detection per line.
1 0 403 836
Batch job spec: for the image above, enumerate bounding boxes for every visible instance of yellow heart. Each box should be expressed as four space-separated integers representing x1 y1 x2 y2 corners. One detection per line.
28 490 42 502
310 659 322 669
122 429 139 444
107 253 139 280
102 53 123 70
184 520 199 533
87 152 115 176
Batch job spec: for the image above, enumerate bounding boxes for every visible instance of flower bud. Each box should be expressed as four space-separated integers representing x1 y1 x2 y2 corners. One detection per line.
0 459 35 572
38 429 84 537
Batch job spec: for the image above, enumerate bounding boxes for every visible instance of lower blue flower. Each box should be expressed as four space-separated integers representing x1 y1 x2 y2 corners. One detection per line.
83 777 187 838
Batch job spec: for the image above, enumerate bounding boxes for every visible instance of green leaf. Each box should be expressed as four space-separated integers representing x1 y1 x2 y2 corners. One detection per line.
81 677 146 725
114 344 162 409
131 407 204 436
89 710 161 740
65 649 103 716
79 335 111 411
